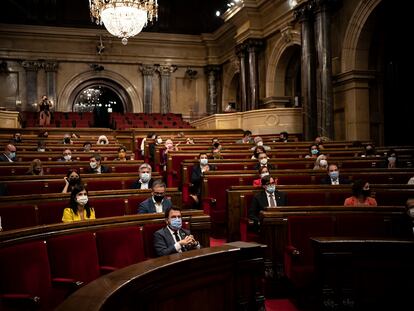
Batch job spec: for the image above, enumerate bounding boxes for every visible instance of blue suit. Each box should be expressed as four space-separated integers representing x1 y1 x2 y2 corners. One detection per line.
153 226 192 257
138 197 172 214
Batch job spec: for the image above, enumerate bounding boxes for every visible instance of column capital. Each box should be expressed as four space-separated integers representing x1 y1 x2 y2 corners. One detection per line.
157 65 177 76
313 0 340 13
139 64 157 76
21 60 42 71
44 61 59 72
244 38 264 52
235 44 247 58
294 1 314 22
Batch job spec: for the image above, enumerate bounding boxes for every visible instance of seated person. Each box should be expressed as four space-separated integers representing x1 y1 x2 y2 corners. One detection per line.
236 130 254 144
11 132 22 144
97 135 109 145
314 136 327 149
86 153 110 174
190 153 217 206
26 159 44 176
313 154 328 170
253 166 270 187
408 177 414 185
160 139 179 171
344 180 377 207
0 144 17 162
186 137 195 144
224 102 236 112
62 184 95 222
250 136 271 151
305 144 320 158
57 148 73 162
275 131 288 143
384 149 399 168
130 163 154 189
138 180 172 213
320 164 350 185
114 146 128 161
254 152 274 170
361 143 378 157
37 140 46 152
83 141 93 152
38 130 49 138
140 132 156 156
62 133 73 145
62 168 82 193
249 175 287 231
210 137 222 153
153 206 200 257
251 146 266 160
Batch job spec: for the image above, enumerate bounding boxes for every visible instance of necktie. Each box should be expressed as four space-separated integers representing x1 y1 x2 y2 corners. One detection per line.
173 231 180 242
269 194 276 207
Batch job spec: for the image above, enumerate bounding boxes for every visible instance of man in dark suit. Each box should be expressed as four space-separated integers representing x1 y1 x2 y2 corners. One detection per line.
320 163 350 185
86 153 110 174
0 144 16 162
138 180 172 213
253 152 275 170
130 163 154 189
153 206 200 256
249 175 287 231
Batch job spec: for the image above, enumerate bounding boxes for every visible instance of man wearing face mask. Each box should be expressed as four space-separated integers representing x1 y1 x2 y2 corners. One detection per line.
0 144 17 162
249 175 287 231
153 206 200 257
86 153 110 174
320 164 350 185
58 149 73 162
138 180 172 214
131 163 154 189
250 136 271 151
254 152 274 170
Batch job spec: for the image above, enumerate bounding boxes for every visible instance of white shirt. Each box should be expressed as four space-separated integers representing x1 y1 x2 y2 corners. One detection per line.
152 197 163 213
139 180 149 190
331 178 339 185
167 225 183 252
267 193 277 207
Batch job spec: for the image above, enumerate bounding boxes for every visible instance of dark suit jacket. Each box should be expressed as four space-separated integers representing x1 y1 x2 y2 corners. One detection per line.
249 190 287 225
0 153 13 162
320 175 351 185
190 164 217 195
253 163 275 171
138 197 172 214
130 178 154 189
153 226 192 257
86 165 110 174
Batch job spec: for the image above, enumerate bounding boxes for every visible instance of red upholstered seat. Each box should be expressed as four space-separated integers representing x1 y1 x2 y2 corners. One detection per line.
37 201 68 225
95 226 146 273
0 204 38 231
0 241 56 310
47 232 100 284
89 197 128 218
143 223 165 258
335 214 391 237
284 215 335 288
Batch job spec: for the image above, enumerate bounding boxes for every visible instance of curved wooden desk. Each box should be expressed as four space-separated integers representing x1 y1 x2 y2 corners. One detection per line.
56 242 266 311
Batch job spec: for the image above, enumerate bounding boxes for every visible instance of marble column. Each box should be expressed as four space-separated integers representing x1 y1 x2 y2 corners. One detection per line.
204 65 221 115
314 0 334 139
157 65 177 114
139 64 156 113
246 39 263 110
295 2 317 141
236 44 247 112
21 60 41 111
44 61 58 109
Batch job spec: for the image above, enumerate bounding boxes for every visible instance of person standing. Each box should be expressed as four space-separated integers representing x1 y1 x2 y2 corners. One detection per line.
39 95 52 126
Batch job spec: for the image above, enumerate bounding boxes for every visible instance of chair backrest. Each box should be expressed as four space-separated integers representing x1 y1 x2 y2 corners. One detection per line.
47 232 100 284
95 226 146 271
143 223 165 259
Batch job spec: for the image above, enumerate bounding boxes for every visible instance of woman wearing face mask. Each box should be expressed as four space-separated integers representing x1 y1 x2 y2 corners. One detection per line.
305 144 320 158
62 169 82 193
313 154 328 170
344 179 377 207
384 149 399 169
26 159 44 176
62 184 95 222
253 166 270 187
190 153 216 207
251 146 266 160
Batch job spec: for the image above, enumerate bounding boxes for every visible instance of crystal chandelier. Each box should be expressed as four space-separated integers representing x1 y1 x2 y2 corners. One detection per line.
89 0 158 45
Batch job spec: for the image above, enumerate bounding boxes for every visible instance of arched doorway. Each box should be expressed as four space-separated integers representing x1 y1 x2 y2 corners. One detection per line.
71 78 131 128
227 73 240 111
284 46 301 106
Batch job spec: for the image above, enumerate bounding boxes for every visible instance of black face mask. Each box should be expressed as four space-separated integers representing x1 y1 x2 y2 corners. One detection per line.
64 138 71 143
213 142 220 148
361 189 371 197
69 178 80 186
34 168 42 175
153 194 164 203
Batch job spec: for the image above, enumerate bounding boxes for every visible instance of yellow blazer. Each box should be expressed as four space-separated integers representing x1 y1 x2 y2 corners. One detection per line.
62 208 96 222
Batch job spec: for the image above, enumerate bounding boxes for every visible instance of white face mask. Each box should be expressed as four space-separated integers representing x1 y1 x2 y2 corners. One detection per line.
140 172 151 183
156 138 162 144
256 141 263 146
260 172 269 178
319 159 328 167
90 162 97 169
200 158 208 165
76 195 88 206
38 148 45 152
64 155 71 161
408 208 414 218
260 158 268 165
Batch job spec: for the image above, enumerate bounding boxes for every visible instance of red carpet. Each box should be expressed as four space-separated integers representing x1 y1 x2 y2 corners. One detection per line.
265 299 300 311
209 237 226 247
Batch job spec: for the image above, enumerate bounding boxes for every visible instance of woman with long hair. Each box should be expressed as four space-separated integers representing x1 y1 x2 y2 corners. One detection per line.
62 184 95 222
62 168 82 193
344 179 378 207
26 159 44 176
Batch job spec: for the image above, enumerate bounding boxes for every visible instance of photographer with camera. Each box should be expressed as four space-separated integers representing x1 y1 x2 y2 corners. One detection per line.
153 206 200 257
